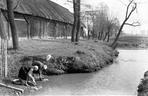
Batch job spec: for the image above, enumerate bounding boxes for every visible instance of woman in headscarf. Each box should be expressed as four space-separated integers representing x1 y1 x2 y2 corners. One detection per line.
15 57 39 86
32 55 52 80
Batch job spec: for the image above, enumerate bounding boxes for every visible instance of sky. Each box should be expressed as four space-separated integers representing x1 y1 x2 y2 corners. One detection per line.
51 0 148 35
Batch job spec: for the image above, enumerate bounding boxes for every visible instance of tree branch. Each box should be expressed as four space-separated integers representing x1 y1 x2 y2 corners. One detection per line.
111 0 138 48
125 21 140 27
126 2 137 19
125 0 134 18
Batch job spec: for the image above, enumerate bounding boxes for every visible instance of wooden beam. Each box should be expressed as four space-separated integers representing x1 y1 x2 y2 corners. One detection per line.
0 83 24 93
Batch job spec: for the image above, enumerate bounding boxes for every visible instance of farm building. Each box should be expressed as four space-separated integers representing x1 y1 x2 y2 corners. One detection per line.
0 0 79 39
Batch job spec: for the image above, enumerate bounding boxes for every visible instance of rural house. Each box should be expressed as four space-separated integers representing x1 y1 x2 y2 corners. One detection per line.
0 0 76 39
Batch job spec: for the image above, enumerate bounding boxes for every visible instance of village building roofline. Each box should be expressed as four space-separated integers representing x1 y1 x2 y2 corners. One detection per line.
0 0 74 24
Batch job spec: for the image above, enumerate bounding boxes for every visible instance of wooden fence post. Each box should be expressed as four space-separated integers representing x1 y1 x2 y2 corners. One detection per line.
1 39 7 77
0 10 8 78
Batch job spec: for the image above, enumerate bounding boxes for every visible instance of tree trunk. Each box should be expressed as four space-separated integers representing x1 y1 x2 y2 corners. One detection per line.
97 32 100 40
71 0 81 42
111 20 126 48
103 32 108 41
107 33 110 42
91 30 95 39
71 0 76 42
7 0 19 50
99 29 104 40
106 27 111 42
88 30 90 39
75 0 81 42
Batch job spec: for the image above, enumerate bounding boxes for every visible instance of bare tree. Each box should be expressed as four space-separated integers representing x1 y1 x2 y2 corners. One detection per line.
82 3 110 40
111 0 140 49
104 17 120 42
83 10 95 39
81 3 120 41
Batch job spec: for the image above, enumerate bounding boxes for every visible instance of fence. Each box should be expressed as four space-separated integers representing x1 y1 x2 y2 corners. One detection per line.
0 10 8 78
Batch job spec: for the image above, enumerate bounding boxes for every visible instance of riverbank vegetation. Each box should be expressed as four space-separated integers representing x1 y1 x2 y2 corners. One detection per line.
111 35 148 49
7 39 118 77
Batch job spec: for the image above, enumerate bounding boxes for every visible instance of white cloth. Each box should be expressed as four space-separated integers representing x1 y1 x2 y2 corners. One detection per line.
46 54 52 61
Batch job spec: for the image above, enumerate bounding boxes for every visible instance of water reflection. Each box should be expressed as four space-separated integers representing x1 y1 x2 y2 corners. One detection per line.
26 49 148 95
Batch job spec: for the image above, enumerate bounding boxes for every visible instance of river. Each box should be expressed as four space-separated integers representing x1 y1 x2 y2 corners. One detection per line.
25 49 148 96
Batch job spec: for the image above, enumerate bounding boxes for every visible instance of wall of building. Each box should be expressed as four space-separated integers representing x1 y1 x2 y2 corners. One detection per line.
2 13 73 39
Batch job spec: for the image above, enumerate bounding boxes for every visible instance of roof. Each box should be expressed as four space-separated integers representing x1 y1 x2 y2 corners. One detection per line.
0 0 74 24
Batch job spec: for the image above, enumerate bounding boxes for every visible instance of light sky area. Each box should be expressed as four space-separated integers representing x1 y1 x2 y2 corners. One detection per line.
51 0 148 35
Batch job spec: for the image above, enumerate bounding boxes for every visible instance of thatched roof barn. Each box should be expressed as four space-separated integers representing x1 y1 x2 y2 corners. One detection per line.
0 0 77 39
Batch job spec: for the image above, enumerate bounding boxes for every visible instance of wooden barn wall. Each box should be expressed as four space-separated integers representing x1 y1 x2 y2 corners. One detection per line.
15 20 27 37
47 21 56 37
27 17 73 39
1 12 9 38
29 18 37 37
1 12 73 39
66 24 72 36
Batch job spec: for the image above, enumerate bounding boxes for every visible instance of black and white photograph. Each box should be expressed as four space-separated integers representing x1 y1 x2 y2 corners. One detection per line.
0 0 147 96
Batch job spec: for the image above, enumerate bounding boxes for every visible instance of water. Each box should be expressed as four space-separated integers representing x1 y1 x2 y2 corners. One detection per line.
26 49 148 96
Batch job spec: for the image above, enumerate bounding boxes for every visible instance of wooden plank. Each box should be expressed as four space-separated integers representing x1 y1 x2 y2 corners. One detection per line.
0 83 24 93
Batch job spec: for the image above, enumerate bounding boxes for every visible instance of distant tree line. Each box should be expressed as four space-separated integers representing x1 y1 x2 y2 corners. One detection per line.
82 3 120 42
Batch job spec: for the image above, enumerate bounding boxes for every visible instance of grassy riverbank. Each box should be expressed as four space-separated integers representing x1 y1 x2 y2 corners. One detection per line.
0 39 118 95
113 35 148 49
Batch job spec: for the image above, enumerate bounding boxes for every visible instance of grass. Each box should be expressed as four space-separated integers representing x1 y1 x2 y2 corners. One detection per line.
110 35 148 48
